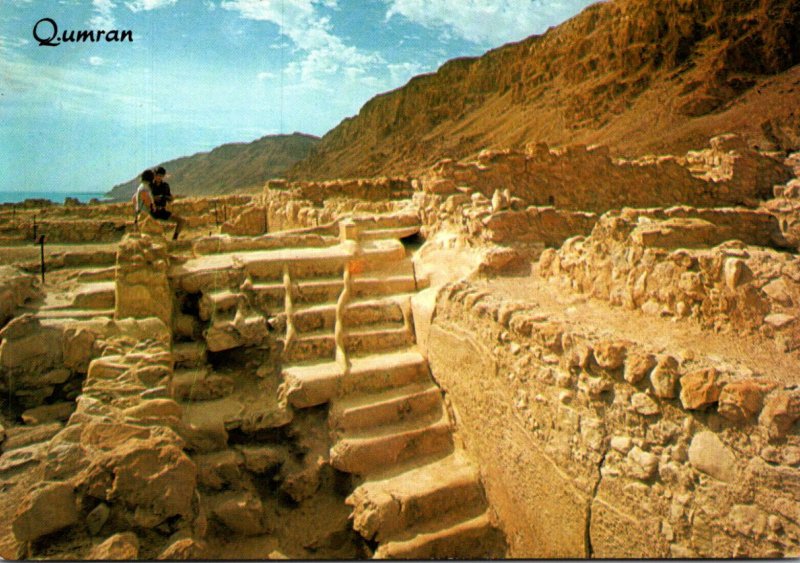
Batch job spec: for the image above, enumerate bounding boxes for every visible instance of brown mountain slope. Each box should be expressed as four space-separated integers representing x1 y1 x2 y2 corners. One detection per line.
106 132 319 201
289 0 800 180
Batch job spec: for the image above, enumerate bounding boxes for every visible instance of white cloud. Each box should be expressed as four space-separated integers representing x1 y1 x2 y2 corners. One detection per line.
89 0 116 28
387 61 425 87
385 0 597 47
257 71 277 80
88 56 105 66
221 0 383 87
125 0 179 12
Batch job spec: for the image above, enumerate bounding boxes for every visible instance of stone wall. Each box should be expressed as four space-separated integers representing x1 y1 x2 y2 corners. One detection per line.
422 281 800 558
260 184 415 234
415 187 598 253
6 317 207 559
266 177 413 205
115 235 173 327
539 212 800 351
419 136 790 213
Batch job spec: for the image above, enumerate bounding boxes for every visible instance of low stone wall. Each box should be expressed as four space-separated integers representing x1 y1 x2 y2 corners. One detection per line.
539 212 800 350
266 177 413 205
6 317 207 559
421 281 800 558
415 187 599 252
260 188 413 235
419 136 790 213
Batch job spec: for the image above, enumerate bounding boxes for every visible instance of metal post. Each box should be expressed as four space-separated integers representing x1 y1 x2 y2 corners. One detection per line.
38 235 46 284
32 214 37 241
213 201 219 226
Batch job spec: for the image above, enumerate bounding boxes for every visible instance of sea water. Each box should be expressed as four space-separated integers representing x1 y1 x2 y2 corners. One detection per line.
0 192 109 204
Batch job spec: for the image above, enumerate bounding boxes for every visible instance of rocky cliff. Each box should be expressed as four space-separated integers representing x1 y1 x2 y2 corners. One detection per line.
107 133 319 201
289 0 800 180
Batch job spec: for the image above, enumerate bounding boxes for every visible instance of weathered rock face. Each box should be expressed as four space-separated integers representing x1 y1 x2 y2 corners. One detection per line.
289 0 800 180
426 281 800 558
0 266 41 326
115 235 173 326
539 211 800 351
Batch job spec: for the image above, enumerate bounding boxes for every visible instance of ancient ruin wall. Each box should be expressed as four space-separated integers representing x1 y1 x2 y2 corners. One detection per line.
420 136 790 213
422 281 800 558
539 212 800 351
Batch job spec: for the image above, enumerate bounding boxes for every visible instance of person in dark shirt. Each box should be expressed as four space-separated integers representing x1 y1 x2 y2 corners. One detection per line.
149 166 185 240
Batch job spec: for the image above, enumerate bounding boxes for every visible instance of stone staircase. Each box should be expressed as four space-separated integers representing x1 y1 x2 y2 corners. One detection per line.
164 214 505 557
269 220 506 559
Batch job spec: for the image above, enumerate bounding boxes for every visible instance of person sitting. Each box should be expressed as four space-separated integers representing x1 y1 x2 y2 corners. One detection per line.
132 169 155 229
149 166 185 240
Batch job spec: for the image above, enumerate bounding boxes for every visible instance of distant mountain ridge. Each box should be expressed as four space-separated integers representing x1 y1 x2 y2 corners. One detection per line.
287 0 800 180
106 133 319 201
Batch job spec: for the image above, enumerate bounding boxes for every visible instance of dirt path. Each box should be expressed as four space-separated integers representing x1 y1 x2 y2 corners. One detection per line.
482 269 800 384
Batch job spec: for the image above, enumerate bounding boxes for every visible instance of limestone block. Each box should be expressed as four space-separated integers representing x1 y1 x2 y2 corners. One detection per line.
86 502 111 536
157 538 208 560
627 446 659 480
221 205 268 236
123 398 183 421
280 456 324 502
718 380 771 422
610 436 633 454
12 481 79 542
624 352 656 384
593 340 628 370
0 315 63 374
21 402 74 425
650 355 680 398
195 450 244 490
62 327 98 373
631 392 660 416
210 490 267 535
679 368 721 410
86 532 139 560
688 431 736 482
759 391 800 440
238 444 286 474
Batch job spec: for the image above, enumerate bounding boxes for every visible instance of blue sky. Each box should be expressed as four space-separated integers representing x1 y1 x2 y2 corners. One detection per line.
1 0 596 194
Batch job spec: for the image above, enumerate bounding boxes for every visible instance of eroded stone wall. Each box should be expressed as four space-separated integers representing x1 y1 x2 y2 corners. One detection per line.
419 136 790 213
424 281 800 558
539 212 800 351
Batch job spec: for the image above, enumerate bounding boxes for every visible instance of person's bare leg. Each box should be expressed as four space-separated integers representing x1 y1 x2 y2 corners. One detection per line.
172 214 185 240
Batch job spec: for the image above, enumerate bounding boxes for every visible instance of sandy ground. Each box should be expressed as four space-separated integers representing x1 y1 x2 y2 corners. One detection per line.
483 267 800 384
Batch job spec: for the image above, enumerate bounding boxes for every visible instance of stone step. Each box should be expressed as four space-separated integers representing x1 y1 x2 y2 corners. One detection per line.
280 325 414 364
69 281 116 310
329 411 453 476
329 381 441 433
281 349 429 409
32 308 115 320
252 275 418 311
347 452 485 542
359 226 421 241
199 290 241 321
238 239 406 281
173 341 207 368
352 212 420 230
373 510 504 559
280 295 408 333
76 266 117 282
